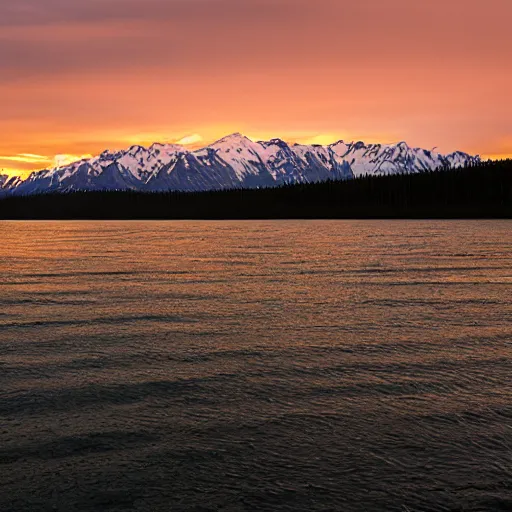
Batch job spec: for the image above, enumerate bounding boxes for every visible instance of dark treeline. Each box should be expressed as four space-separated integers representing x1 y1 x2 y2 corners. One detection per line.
1 160 511 219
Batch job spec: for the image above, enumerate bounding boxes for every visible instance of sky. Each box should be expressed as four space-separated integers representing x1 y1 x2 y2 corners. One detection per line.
1 0 511 178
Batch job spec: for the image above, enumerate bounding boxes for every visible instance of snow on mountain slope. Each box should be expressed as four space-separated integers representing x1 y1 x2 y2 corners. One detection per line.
4 135 480 196
209 133 264 179
104 143 185 182
329 140 473 177
0 175 9 190
0 175 23 194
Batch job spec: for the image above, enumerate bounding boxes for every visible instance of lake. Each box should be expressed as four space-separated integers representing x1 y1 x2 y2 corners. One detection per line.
1 220 511 511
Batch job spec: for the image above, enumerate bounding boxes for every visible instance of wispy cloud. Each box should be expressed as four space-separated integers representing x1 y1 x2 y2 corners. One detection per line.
176 134 203 146
53 154 93 168
1 152 92 177
0 154 51 164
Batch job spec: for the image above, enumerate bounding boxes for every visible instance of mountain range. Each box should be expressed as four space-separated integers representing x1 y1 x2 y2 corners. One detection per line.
0 134 480 196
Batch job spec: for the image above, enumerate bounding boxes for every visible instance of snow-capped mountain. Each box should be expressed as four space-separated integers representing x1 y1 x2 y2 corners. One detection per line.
2 134 480 196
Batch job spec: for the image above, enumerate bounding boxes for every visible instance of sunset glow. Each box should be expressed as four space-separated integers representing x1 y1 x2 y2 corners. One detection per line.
1 0 511 179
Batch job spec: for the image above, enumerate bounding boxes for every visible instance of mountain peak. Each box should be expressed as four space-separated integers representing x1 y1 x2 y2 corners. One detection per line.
260 138 289 149
211 133 252 146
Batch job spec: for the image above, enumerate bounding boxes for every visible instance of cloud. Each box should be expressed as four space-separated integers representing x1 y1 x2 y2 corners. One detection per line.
0 154 51 164
1 0 510 83
0 0 292 28
176 134 203 146
54 154 93 169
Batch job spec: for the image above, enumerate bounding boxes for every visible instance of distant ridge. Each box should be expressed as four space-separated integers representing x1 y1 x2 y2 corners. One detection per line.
1 134 480 196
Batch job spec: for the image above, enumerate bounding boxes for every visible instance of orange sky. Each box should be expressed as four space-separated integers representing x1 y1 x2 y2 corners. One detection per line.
1 0 511 178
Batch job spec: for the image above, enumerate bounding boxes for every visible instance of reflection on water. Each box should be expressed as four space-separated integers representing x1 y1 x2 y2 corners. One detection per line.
1 220 511 511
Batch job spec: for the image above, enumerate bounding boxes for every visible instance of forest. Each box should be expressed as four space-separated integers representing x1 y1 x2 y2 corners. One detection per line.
0 159 510 219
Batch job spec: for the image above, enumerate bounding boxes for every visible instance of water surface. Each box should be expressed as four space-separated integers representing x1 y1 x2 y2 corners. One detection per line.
1 220 511 511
